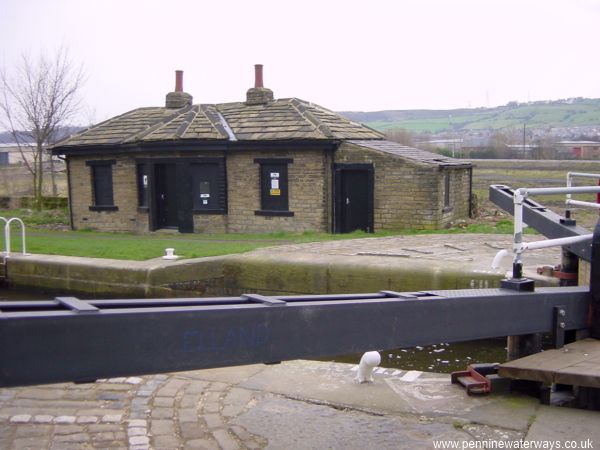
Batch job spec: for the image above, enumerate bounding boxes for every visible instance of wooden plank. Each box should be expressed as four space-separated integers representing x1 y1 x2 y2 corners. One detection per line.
499 338 600 388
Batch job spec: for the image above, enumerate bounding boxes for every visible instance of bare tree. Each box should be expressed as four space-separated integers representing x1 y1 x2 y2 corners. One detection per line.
0 47 84 207
385 127 414 146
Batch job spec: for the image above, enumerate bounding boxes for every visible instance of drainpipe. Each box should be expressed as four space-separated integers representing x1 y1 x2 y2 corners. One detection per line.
65 158 75 231
468 166 473 219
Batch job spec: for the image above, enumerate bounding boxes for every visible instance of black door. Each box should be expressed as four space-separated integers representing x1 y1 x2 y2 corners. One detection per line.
334 165 374 233
155 163 178 229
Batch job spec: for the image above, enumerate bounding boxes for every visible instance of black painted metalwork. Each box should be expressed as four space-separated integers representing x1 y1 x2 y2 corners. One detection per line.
553 305 567 349
0 286 590 388
591 220 600 339
489 185 592 261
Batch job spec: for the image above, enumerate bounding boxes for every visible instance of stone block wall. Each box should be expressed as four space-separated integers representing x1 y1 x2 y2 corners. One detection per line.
69 155 139 232
336 142 471 230
68 148 331 234
440 167 472 228
193 214 227 234
226 148 330 233
67 143 469 234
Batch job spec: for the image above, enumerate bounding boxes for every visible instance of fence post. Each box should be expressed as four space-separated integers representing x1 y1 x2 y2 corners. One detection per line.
591 219 600 339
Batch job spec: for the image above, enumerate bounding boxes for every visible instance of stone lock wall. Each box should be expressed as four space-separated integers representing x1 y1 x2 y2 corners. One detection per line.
335 142 471 230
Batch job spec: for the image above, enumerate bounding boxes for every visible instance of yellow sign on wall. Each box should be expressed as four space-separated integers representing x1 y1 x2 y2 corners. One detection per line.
270 188 281 196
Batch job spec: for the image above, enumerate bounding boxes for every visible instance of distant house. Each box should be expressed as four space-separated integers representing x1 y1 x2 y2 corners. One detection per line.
504 144 539 159
0 141 65 166
556 141 600 159
0 142 39 166
51 66 472 234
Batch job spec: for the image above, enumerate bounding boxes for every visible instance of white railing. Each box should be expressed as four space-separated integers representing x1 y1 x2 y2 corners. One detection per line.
565 172 600 213
493 185 600 276
0 217 28 257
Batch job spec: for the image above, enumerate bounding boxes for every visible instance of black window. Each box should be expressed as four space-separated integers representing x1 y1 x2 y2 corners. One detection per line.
254 158 294 217
0 152 8 165
191 162 226 213
86 160 117 211
137 163 149 208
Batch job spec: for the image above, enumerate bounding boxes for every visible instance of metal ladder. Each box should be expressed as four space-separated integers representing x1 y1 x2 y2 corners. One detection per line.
1 217 28 257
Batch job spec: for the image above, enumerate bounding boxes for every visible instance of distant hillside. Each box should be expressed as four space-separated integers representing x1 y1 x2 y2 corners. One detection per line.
340 98 600 134
0 126 84 144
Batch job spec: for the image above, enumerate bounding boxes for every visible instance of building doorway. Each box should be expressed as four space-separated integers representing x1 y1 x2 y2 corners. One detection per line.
333 164 374 233
154 163 178 229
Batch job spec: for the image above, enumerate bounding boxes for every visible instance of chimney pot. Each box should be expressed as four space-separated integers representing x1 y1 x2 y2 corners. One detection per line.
254 64 264 88
166 69 192 108
175 70 183 92
246 64 273 105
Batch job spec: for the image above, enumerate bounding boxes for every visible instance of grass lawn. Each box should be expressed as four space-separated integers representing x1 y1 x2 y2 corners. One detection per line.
1 207 520 261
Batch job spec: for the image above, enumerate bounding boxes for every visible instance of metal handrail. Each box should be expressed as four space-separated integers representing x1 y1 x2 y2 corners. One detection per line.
0 217 7 254
2 217 28 257
510 185 600 279
565 172 600 217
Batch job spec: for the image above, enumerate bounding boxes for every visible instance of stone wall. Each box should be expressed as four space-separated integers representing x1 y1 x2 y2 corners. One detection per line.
69 155 139 232
226 149 330 233
440 167 472 228
336 142 471 230
0 164 67 197
68 148 331 234
67 144 470 234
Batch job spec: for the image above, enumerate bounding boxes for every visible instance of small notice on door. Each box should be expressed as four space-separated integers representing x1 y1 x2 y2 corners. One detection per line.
270 188 281 196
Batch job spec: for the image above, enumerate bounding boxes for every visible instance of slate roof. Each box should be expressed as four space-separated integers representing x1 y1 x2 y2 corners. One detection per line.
347 140 472 167
53 98 383 149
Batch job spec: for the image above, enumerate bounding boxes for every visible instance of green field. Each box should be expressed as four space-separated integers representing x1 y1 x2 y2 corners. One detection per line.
341 98 600 133
470 160 600 231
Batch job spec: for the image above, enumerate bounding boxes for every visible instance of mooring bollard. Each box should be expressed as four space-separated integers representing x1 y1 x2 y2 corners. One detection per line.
356 351 381 383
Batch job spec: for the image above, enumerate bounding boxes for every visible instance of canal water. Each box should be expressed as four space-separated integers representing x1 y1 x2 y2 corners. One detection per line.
0 285 507 374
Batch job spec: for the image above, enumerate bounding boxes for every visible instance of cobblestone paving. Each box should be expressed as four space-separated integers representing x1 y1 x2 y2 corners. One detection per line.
0 373 266 450
1 362 598 449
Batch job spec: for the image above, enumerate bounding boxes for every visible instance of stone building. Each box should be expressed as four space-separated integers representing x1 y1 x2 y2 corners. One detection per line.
51 66 472 234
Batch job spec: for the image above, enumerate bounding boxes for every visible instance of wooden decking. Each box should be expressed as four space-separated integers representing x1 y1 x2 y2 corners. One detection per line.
498 338 600 388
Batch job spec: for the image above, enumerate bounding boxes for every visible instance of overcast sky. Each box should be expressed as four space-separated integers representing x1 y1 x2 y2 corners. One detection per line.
2 0 600 124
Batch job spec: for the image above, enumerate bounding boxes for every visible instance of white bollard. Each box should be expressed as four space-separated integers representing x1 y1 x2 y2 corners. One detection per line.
162 248 178 260
356 351 381 383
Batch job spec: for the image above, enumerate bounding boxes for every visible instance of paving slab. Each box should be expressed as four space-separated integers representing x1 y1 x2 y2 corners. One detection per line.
526 404 600 444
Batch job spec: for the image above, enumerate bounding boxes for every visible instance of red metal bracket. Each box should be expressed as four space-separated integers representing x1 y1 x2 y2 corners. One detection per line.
451 364 497 395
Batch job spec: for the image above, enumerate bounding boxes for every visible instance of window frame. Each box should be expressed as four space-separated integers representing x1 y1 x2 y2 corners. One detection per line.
86 160 118 212
190 159 227 214
136 163 149 210
254 158 294 217
442 170 453 213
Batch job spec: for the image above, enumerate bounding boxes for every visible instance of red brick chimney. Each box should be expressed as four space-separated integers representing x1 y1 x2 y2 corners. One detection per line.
166 70 193 108
246 64 273 105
